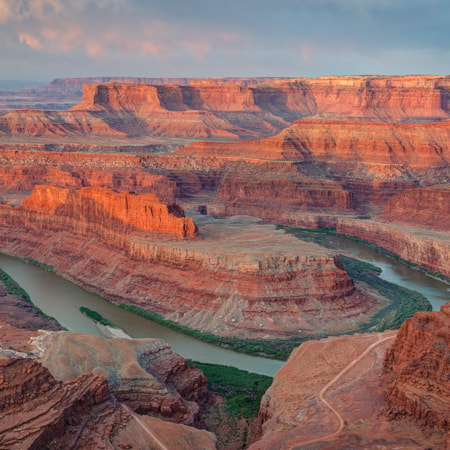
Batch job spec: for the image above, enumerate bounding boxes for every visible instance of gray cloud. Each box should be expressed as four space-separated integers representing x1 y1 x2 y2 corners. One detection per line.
0 0 448 81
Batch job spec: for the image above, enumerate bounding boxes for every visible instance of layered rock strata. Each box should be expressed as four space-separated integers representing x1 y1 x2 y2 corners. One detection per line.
0 357 112 449
0 187 380 338
38 332 208 425
251 330 447 449
0 185 197 239
3 75 450 143
337 218 450 278
0 351 215 449
383 303 450 432
381 184 450 232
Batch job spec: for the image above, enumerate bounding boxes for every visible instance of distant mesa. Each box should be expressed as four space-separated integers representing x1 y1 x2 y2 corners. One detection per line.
1 74 450 143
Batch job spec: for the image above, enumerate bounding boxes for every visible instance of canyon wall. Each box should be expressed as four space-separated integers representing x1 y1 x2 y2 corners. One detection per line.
11 185 198 239
380 184 450 232
2 75 450 142
337 218 450 278
383 303 450 432
0 187 382 339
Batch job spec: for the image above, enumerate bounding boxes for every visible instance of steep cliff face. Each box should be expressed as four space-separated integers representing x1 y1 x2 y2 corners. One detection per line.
0 188 381 338
251 330 447 449
0 148 181 203
383 304 450 432
381 185 450 232
1 185 197 239
337 218 450 278
0 357 112 449
176 118 450 214
3 75 450 142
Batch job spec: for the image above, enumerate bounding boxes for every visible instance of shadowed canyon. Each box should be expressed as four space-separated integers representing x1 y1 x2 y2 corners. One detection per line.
0 75 448 449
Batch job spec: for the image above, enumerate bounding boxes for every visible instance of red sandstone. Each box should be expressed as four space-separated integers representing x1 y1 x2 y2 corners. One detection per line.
0 188 382 339
383 303 450 432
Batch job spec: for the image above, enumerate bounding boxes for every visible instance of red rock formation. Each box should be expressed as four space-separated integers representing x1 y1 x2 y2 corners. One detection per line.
0 353 215 449
3 75 450 142
39 332 208 425
0 148 181 204
251 330 447 449
0 190 381 338
1 185 197 239
380 184 450 232
337 218 450 278
383 303 450 432
0 357 111 449
176 118 450 215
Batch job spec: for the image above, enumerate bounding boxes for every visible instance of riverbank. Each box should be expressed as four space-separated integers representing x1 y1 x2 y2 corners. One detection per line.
0 247 435 362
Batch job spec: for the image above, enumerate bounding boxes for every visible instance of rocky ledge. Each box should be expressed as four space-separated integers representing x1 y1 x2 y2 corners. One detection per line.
0 186 381 339
251 329 447 449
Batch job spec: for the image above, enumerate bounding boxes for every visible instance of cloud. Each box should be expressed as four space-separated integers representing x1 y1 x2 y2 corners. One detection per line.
0 0 449 80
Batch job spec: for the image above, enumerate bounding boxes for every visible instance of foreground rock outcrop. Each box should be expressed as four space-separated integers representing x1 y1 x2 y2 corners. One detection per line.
0 282 215 449
0 186 383 339
0 351 215 449
39 332 209 425
0 357 113 449
383 303 450 432
251 328 448 449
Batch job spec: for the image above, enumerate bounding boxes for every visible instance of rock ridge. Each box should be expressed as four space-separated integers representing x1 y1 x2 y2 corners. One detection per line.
383 303 450 432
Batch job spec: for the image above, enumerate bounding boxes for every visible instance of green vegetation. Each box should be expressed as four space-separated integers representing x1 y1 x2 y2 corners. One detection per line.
23 257 57 273
119 303 306 360
281 225 449 284
0 268 64 329
335 233 450 284
0 268 31 300
188 361 272 418
119 251 431 356
339 255 432 330
80 306 119 329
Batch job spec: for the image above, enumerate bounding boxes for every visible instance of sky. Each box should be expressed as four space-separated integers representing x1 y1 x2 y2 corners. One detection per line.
1 0 449 82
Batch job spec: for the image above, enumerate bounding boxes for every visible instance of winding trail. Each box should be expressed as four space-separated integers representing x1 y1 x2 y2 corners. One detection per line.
121 404 169 450
287 332 397 448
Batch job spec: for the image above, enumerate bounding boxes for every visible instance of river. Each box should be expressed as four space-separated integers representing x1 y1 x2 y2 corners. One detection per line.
0 234 448 377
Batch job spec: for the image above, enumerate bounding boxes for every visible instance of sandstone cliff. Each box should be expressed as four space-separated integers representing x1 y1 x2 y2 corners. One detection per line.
0 187 382 338
383 303 450 433
251 330 447 449
1 185 197 240
337 218 450 278
3 75 450 143
380 184 450 232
